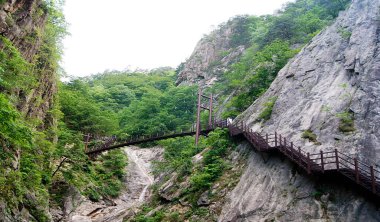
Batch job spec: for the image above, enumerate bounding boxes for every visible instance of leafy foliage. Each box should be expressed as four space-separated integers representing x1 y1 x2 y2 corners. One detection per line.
0 36 35 94
220 41 297 117
214 0 351 118
189 129 230 192
61 70 197 139
302 130 318 143
257 97 277 122
0 1 126 216
59 81 118 135
337 111 355 132
0 94 33 206
155 136 202 177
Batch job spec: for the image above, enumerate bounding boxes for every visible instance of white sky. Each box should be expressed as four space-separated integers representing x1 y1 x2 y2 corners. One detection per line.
62 0 291 77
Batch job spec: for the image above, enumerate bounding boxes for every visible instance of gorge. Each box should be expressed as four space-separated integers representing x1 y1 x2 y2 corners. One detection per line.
0 0 379 221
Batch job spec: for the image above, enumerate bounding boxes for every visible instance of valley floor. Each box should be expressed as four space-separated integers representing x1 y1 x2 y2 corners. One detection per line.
68 146 163 222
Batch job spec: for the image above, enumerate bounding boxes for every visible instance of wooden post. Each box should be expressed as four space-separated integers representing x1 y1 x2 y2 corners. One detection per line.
195 87 202 146
84 134 90 152
335 149 339 170
284 138 287 149
370 166 376 193
279 134 282 147
354 158 359 184
307 152 311 174
320 150 324 173
275 132 277 148
298 146 301 159
208 94 213 129
266 134 269 143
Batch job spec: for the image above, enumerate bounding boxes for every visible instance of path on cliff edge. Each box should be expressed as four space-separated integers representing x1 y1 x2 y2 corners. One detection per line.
70 146 162 222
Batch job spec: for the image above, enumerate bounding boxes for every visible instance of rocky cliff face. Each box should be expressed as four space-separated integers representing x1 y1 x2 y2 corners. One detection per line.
0 0 56 130
176 16 249 86
0 1 59 221
0 0 48 61
219 0 380 220
58 147 163 222
238 0 380 166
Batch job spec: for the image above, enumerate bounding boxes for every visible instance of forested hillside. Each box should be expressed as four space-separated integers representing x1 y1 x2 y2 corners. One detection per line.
210 0 352 117
0 0 67 220
60 68 197 138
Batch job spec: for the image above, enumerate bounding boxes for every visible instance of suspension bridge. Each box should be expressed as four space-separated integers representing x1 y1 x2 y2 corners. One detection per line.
84 89 380 200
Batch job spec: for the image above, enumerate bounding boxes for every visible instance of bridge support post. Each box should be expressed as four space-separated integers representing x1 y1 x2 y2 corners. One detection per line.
195 87 202 146
208 94 213 129
84 134 90 152
370 166 376 193
354 158 359 184
320 150 324 173
335 149 339 170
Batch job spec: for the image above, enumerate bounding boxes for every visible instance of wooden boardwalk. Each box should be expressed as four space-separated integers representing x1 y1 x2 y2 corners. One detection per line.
229 121 380 199
86 119 380 199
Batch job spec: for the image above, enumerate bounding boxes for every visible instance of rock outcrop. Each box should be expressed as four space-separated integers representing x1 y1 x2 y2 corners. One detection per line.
0 1 59 220
238 0 380 164
64 146 163 222
0 0 57 130
220 0 380 220
0 0 48 62
219 143 380 222
176 16 250 86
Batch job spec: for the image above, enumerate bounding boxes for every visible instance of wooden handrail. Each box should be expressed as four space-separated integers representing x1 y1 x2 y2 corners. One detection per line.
86 118 380 198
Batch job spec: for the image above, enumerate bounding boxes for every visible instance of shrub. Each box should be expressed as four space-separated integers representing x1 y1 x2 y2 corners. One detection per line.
258 97 277 121
189 129 230 193
337 111 355 132
338 27 352 40
167 212 180 222
301 130 318 143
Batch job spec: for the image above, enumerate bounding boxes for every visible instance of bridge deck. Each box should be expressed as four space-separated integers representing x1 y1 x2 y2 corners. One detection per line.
85 128 214 155
86 120 380 200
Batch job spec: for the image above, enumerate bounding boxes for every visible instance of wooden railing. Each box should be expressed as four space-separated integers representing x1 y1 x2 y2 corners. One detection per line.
228 121 380 197
85 119 228 156
86 118 380 198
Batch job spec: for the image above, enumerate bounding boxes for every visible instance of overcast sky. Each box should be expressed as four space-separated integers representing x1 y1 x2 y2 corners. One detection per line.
62 0 291 77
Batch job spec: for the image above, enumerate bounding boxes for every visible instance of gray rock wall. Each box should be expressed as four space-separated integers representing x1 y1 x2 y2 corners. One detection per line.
176 17 248 86
236 0 380 164
220 0 380 220
219 143 380 222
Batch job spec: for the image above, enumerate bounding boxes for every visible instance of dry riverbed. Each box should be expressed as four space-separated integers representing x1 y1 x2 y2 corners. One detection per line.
68 146 163 222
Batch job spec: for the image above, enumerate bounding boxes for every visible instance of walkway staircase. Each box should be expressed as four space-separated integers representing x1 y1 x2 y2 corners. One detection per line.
228 121 380 199
86 119 380 199
85 120 228 157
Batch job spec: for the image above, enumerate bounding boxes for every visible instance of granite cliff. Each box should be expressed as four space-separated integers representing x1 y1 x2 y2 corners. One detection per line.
0 0 62 220
166 0 380 221
220 0 380 220
176 16 251 86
